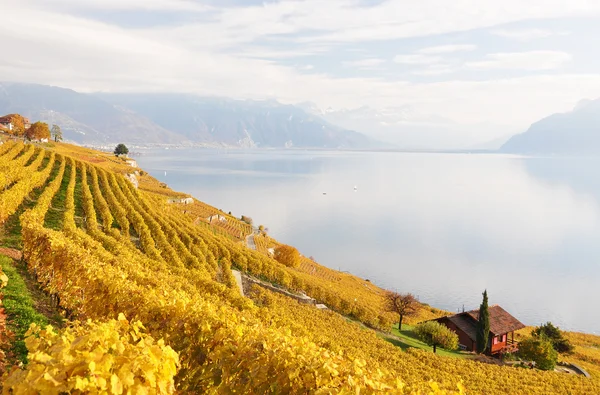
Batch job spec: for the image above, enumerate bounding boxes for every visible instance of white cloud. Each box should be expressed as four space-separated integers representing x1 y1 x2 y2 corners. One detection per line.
411 65 457 76
21 0 210 11
342 58 386 69
393 54 442 65
491 28 570 41
466 51 572 71
234 46 331 59
417 44 477 54
287 0 600 44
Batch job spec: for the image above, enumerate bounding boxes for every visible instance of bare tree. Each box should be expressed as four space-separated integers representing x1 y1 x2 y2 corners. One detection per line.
384 291 419 330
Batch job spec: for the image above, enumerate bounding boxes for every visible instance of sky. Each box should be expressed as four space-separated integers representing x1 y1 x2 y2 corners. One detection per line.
2 0 600 137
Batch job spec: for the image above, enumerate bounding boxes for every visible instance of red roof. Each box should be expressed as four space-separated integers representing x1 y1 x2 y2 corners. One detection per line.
0 114 30 124
436 305 525 341
466 305 526 336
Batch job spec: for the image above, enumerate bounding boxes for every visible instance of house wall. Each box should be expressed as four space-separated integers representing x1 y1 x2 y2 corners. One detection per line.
490 333 507 354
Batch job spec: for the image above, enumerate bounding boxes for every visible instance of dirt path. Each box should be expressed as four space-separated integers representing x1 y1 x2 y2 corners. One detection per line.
245 233 256 250
0 248 22 261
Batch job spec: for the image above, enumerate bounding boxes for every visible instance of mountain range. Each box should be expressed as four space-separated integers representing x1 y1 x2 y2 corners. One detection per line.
502 98 600 155
3 81 599 154
0 82 376 149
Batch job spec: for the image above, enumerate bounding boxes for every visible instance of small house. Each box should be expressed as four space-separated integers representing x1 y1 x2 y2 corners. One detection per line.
0 115 14 131
434 305 525 355
167 197 194 205
208 214 227 223
0 114 30 131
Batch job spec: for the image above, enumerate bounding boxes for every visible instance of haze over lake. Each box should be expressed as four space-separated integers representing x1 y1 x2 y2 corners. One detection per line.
137 149 600 334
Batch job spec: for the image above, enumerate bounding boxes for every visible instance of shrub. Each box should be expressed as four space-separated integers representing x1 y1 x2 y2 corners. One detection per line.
414 321 459 353
532 322 574 354
518 335 558 371
274 244 301 268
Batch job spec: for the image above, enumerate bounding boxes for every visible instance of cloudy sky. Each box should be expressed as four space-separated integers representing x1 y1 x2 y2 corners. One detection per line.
2 0 600 135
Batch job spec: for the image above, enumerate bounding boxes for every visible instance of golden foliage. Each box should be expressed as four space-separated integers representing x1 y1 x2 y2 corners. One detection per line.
3 315 179 394
274 244 301 268
25 121 51 141
2 114 27 137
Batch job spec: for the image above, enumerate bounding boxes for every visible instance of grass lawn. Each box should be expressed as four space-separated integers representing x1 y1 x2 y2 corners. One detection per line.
385 324 474 359
1 255 64 364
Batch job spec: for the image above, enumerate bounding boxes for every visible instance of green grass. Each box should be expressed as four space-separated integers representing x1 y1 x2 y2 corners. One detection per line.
73 167 85 228
0 255 58 363
384 324 473 359
44 162 71 230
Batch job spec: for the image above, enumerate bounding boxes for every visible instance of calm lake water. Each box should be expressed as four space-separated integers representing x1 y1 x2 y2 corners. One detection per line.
136 149 600 334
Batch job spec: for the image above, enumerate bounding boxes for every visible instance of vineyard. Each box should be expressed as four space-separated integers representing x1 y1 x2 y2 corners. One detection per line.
0 139 599 393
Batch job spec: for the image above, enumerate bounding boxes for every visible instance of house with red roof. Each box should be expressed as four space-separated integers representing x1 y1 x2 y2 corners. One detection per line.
0 114 31 132
434 305 525 355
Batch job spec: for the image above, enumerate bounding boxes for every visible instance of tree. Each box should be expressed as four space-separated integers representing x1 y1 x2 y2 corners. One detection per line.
6 114 26 137
531 322 574 354
51 124 63 142
25 121 50 141
273 245 301 268
384 291 418 330
114 143 129 156
476 290 490 354
415 321 459 353
518 335 558 370
241 215 253 225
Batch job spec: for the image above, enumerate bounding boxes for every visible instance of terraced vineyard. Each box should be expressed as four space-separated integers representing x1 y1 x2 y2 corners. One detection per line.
169 198 254 241
1 139 599 394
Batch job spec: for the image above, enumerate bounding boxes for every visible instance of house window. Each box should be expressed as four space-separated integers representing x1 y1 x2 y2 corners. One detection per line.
497 335 504 343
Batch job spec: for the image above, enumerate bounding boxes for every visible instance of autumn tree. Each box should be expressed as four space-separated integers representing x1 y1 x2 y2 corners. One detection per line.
114 143 129 156
273 245 301 268
518 335 558 370
415 321 459 353
384 291 418 330
532 322 574 354
476 290 490 354
6 114 26 137
51 124 63 142
25 121 50 141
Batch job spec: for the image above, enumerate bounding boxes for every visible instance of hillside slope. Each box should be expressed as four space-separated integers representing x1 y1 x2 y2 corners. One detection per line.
0 82 182 145
0 136 599 393
502 98 600 155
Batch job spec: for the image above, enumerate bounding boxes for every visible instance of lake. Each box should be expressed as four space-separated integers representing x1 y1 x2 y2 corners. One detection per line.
136 149 600 334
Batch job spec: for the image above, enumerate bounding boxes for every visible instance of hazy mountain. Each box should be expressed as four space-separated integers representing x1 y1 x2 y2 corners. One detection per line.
298 103 512 150
95 94 377 149
0 82 181 144
0 82 376 148
502 98 600 155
